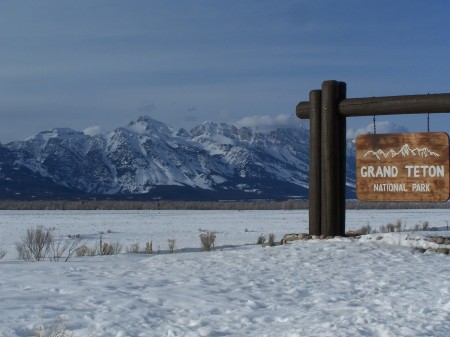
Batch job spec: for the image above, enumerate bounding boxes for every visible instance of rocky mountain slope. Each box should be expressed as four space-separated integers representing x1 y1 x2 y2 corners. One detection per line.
0 116 356 200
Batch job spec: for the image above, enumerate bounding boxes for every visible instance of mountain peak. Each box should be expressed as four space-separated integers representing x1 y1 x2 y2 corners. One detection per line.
190 121 238 138
27 128 81 140
126 116 173 136
0 115 356 200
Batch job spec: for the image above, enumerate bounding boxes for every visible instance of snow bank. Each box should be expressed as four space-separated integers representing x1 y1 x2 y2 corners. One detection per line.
1 210 450 336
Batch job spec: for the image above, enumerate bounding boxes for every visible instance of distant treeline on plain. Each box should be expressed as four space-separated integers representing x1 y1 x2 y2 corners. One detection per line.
0 199 449 211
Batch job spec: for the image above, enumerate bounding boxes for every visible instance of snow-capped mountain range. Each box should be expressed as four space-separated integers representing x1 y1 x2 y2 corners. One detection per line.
0 116 356 200
364 144 440 160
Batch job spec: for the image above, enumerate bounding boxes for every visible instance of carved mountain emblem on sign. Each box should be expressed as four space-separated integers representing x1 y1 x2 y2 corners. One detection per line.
364 144 440 160
356 132 449 202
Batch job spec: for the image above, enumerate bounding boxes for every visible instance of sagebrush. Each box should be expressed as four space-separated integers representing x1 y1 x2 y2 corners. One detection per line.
126 242 140 254
256 234 266 245
16 226 83 262
101 241 123 255
16 225 53 261
168 239 176 253
268 233 276 246
125 241 152 254
200 232 216 251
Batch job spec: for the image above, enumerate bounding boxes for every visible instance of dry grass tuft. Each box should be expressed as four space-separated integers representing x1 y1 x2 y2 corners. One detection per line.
168 239 176 253
268 233 276 246
102 241 123 255
200 232 216 252
256 234 266 245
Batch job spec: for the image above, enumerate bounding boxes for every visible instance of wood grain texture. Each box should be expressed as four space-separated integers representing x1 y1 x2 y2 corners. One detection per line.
321 81 338 235
308 90 321 236
337 82 346 236
297 93 450 119
321 81 342 236
356 132 449 202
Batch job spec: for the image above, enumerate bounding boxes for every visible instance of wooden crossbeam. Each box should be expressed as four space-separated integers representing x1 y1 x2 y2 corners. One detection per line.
297 93 450 119
296 81 450 237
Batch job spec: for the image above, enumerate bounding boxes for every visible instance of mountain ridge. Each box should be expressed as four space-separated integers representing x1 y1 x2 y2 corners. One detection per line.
0 116 356 200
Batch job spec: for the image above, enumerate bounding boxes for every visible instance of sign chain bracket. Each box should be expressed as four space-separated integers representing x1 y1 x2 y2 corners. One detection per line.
296 80 450 237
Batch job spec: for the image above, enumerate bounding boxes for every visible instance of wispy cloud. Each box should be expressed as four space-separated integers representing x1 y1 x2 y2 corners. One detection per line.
83 125 106 136
234 113 296 129
347 121 408 139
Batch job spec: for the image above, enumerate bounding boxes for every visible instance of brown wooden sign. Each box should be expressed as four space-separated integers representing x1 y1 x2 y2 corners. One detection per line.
297 80 450 236
356 132 449 202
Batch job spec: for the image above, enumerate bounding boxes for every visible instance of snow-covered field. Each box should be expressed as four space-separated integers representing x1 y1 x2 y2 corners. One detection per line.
1 209 450 337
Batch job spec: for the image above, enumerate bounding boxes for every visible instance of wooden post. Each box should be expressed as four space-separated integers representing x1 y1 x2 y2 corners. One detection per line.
309 90 322 236
321 80 343 237
337 82 347 236
296 81 450 236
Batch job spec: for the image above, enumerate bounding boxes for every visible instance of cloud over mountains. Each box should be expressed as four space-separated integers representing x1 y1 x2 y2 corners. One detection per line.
347 121 408 139
234 113 297 130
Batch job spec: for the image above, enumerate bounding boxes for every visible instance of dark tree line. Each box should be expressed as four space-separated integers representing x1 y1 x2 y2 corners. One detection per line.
0 199 448 210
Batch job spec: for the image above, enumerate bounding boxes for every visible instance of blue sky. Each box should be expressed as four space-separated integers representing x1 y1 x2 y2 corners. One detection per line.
1 0 450 142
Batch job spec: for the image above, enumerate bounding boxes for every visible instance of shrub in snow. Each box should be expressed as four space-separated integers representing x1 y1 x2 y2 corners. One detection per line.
386 223 395 232
395 219 403 232
48 236 83 262
76 244 90 257
168 239 176 253
76 241 123 256
102 241 123 255
256 234 266 245
359 224 372 235
268 233 276 246
200 232 216 251
0 248 6 259
144 241 153 254
126 242 140 254
15 225 83 262
16 225 54 261
126 241 152 254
